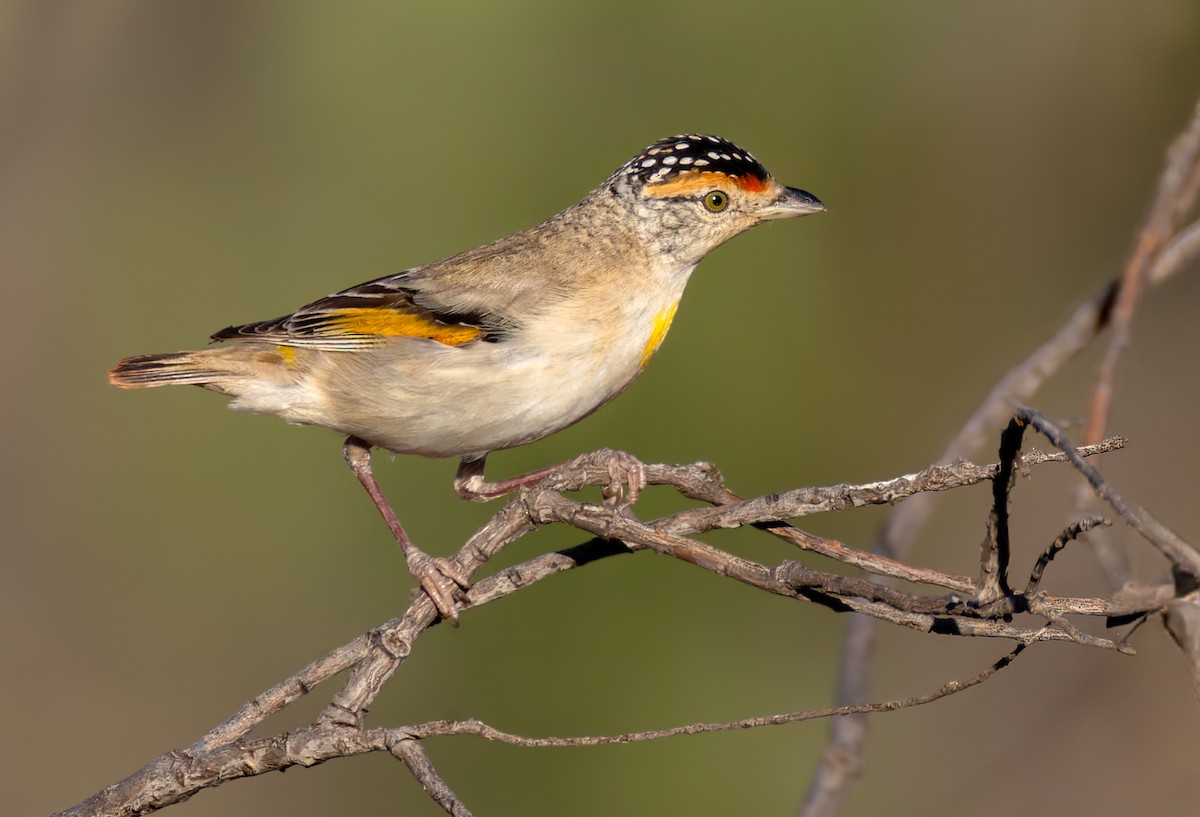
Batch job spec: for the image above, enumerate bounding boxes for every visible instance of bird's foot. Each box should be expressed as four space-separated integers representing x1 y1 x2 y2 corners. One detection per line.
551 448 647 506
593 448 647 506
404 548 472 625
454 448 647 507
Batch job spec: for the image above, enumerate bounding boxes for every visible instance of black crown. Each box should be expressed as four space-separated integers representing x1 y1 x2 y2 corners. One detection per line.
619 134 770 186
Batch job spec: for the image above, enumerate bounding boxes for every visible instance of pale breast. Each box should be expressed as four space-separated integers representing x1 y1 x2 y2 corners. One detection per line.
302 265 693 458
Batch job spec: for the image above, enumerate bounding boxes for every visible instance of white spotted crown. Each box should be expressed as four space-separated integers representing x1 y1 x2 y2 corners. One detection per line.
617 134 770 186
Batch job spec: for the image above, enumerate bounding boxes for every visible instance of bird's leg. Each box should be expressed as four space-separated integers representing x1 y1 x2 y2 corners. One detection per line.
454 449 647 506
453 454 559 501
342 436 471 623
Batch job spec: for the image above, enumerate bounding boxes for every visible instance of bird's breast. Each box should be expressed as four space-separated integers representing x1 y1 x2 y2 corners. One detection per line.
303 265 694 458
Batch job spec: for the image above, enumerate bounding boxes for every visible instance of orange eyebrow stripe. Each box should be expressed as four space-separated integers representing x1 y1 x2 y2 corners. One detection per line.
645 172 734 198
328 308 482 346
645 170 771 198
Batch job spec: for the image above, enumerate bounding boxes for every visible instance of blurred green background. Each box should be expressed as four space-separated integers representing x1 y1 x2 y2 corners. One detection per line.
4 3 1199 815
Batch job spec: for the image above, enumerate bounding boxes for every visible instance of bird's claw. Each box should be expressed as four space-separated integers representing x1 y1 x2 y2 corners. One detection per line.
405 549 471 625
599 449 647 507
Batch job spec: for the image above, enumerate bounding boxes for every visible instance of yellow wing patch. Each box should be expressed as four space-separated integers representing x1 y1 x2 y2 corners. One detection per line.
640 302 679 367
277 345 298 367
327 308 483 346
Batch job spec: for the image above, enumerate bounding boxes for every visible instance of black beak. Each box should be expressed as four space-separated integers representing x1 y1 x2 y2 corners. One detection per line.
760 186 825 220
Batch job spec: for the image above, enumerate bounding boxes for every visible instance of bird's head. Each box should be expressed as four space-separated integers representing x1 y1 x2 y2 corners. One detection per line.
599 134 824 266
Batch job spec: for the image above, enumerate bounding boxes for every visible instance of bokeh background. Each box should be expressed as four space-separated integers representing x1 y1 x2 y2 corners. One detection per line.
4 3 1199 815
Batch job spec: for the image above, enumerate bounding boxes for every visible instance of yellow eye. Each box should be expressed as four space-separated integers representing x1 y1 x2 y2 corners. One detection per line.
704 190 729 212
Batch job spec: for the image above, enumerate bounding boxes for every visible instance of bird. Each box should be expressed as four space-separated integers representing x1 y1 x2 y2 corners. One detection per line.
109 133 824 621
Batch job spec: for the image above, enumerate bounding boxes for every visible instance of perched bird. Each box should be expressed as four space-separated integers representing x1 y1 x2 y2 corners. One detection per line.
109 134 824 621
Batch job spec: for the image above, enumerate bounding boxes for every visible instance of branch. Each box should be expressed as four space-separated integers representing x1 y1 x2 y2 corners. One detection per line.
801 93 1200 817
1013 406 1200 581
58 430 1169 817
401 643 1029 745
1086 97 1200 445
62 643 1030 817
63 97 1200 817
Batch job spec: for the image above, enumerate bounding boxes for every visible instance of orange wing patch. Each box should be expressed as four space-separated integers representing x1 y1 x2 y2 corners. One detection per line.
327 307 483 346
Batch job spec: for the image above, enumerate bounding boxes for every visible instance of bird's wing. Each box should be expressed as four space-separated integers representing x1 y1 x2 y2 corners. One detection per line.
210 271 508 351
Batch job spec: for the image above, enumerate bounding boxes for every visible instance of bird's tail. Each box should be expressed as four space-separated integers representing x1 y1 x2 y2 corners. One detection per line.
108 351 246 389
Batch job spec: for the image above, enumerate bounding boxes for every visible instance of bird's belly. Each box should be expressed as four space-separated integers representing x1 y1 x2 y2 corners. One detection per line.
307 330 648 459
275 275 688 459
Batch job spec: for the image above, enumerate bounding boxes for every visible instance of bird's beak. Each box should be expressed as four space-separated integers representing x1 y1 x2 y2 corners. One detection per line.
759 185 825 220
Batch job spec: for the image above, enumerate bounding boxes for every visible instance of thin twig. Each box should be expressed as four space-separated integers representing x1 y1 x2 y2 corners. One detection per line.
1014 406 1200 581
390 738 474 817
57 434 1153 817
802 95 1200 817
661 439 1125 533
401 644 1030 747
1086 98 1200 445
56 643 1030 817
1026 517 1111 594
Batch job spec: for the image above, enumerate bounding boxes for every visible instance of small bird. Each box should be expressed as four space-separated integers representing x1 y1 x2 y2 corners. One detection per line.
109 134 824 621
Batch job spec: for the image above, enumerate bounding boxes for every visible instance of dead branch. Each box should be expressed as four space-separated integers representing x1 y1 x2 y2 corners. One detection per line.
56 420 1187 816
1085 99 1200 445
58 95 1200 817
800 94 1200 817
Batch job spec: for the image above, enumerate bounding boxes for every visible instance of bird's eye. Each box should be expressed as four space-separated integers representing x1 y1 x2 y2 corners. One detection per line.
704 190 729 212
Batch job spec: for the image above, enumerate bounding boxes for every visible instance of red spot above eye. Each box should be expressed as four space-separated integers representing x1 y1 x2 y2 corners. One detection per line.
734 174 769 193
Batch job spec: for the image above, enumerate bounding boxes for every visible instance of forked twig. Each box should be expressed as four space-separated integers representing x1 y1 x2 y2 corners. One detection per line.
58 428 1168 817
59 96 1200 817
801 95 1200 817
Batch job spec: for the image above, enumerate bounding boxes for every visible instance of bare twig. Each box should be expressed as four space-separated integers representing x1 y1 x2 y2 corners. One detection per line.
58 430 1167 817
405 644 1030 748
801 94 1200 817
61 98 1200 817
1150 217 1200 284
57 644 1030 817
661 439 1125 533
1026 517 1111 594
1163 592 1200 701
1014 406 1200 582
977 418 1021 603
1086 98 1200 445
390 739 474 817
